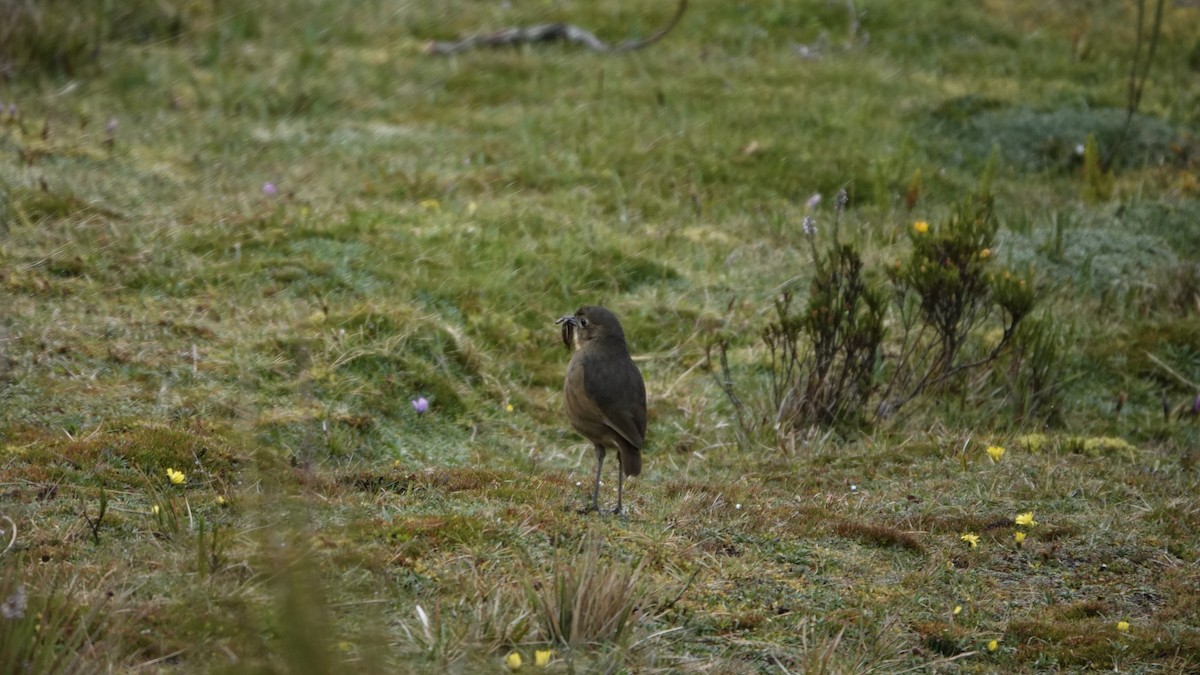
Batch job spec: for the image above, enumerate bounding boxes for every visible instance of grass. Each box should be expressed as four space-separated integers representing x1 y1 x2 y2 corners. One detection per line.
2 0 1199 671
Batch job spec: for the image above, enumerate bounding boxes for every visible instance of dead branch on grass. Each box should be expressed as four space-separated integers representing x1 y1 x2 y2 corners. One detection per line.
426 0 687 56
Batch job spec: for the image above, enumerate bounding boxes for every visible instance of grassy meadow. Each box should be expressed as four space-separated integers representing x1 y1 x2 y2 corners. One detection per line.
2 0 1200 671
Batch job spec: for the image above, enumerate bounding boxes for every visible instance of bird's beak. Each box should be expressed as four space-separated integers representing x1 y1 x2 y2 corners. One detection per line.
555 315 578 350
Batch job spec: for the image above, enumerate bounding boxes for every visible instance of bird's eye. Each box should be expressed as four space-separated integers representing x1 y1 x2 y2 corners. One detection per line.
579 317 589 327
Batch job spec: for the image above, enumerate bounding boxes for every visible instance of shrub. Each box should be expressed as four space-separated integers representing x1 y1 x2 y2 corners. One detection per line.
996 313 1072 425
711 179 1042 441
879 186 1036 414
766 241 886 430
888 194 999 378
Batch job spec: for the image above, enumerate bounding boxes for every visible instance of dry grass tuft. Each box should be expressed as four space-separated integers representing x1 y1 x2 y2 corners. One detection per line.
0 560 119 675
530 533 648 648
398 588 532 667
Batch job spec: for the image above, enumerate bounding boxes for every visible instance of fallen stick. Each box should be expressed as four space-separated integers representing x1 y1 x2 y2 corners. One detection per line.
426 0 687 56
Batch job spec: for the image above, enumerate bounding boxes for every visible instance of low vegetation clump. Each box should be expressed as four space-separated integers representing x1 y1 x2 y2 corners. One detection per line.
712 173 1041 439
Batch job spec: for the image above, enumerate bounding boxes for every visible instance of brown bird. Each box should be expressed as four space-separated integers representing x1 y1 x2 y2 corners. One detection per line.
557 306 646 514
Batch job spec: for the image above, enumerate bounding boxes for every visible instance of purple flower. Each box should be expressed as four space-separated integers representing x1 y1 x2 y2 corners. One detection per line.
835 189 849 212
804 193 821 212
262 181 278 196
802 216 816 236
411 397 429 414
105 117 118 135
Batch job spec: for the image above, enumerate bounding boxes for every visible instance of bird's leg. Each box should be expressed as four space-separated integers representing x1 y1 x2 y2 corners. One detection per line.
581 444 605 514
613 465 625 515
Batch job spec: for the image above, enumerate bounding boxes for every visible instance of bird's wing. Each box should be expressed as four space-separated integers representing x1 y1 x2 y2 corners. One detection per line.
581 353 647 450
563 358 611 442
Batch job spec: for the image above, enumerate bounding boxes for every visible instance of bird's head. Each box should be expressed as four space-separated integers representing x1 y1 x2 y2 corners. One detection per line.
556 305 627 350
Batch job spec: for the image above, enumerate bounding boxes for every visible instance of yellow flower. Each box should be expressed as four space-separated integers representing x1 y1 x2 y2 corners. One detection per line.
152 504 160 515
1015 512 1037 527
980 248 991 259
467 201 479 216
953 605 962 615
419 199 441 211
505 651 522 670
1014 531 1026 545
217 495 227 506
534 649 552 667
986 445 1005 462
505 403 514 413
987 639 998 652
1117 620 1130 632
166 468 185 485
960 533 980 548
913 220 930 234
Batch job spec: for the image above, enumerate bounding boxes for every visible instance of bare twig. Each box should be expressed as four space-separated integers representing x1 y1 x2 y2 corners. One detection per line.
706 338 752 450
427 0 687 56
0 515 16 555
1104 0 1166 170
1144 350 1200 391
80 489 109 545
655 567 700 617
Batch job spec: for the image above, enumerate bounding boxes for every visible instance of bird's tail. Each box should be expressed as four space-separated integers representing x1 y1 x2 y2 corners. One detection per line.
620 446 641 477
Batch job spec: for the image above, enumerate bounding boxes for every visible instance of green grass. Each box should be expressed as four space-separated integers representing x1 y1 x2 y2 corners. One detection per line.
2 0 1200 671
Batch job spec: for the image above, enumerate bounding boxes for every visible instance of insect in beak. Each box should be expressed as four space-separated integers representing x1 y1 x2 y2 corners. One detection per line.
555 315 578 350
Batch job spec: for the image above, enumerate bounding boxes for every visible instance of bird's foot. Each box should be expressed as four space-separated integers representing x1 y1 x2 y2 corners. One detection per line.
577 504 599 515
610 506 624 516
